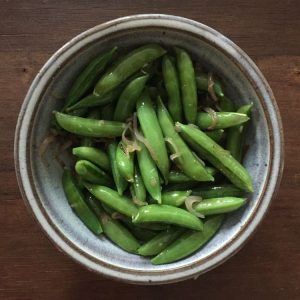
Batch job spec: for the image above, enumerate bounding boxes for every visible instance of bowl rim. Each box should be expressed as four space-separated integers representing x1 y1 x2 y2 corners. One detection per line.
14 14 284 284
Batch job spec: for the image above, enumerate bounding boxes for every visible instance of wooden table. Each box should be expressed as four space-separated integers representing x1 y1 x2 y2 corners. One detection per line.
1 1 299 299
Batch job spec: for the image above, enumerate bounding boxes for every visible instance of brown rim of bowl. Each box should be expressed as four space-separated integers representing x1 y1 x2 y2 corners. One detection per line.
14 14 284 284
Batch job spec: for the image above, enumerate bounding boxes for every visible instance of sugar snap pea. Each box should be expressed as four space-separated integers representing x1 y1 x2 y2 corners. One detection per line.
195 73 224 98
75 160 112 186
162 55 182 122
86 196 140 253
137 92 170 181
101 214 140 253
85 184 138 218
133 204 204 231
197 112 249 130
94 44 166 96
157 98 213 182
168 171 193 183
194 197 246 215
114 75 149 121
64 47 117 108
72 147 110 173
151 214 224 264
137 143 161 203
176 47 197 123
175 123 253 192
138 227 184 256
80 108 101 146
192 184 244 198
226 103 253 162
62 168 102 235
108 142 128 195
168 167 217 183
116 141 134 182
161 190 192 207
131 167 147 205
195 74 235 112
66 87 121 112
54 112 126 137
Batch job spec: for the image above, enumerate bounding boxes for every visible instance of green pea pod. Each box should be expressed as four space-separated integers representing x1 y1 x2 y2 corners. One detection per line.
157 98 213 182
131 167 147 205
62 168 102 235
97 209 140 253
138 227 184 256
195 197 247 215
75 160 112 186
195 73 224 98
137 143 161 203
161 190 192 207
66 87 121 112
94 44 166 96
108 142 128 195
151 215 224 264
116 141 134 182
72 147 110 173
197 112 249 130
80 108 101 146
137 92 170 182
168 171 193 183
175 47 198 123
175 123 253 192
162 55 182 122
168 167 217 184
226 103 253 162
167 170 197 184
54 112 126 137
102 214 141 253
64 47 117 108
192 184 244 199
205 166 218 177
205 129 225 143
114 75 149 121
86 196 141 252
133 204 203 231
85 184 138 218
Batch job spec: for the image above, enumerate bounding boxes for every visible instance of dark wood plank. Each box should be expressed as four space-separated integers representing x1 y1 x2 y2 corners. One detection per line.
1 1 299 299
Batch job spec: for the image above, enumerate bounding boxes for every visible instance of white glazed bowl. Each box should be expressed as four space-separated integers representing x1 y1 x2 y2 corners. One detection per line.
15 14 284 284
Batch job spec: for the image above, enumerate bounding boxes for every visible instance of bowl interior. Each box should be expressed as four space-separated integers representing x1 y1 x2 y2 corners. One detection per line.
20 19 273 282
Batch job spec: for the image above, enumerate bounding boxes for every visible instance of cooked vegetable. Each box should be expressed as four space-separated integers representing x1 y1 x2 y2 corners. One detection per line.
50 44 254 264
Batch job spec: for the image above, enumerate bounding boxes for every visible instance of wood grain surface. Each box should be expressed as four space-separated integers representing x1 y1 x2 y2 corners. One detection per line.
1 1 299 299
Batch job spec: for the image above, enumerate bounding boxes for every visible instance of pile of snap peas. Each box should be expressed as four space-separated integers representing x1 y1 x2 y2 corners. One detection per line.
52 44 253 265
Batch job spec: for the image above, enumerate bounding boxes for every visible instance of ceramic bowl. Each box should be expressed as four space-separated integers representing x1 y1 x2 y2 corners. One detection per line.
14 14 284 284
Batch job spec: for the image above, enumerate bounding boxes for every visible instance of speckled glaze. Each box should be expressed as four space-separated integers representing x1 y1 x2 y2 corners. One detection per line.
14 14 283 284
